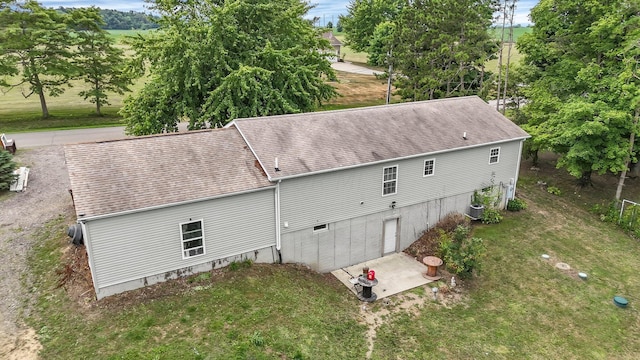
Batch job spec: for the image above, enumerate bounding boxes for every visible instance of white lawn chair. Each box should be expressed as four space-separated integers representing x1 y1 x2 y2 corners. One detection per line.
1 133 16 154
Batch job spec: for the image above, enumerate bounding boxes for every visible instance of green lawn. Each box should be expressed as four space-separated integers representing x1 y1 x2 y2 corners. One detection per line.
485 45 523 74
28 220 366 359
25 153 640 359
107 29 155 43
0 74 146 132
333 34 369 64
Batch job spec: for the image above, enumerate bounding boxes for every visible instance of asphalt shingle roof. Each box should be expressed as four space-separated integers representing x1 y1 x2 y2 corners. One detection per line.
233 96 530 179
65 128 272 218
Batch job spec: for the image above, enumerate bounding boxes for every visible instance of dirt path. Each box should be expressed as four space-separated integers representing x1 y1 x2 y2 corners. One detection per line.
0 146 72 359
359 283 467 358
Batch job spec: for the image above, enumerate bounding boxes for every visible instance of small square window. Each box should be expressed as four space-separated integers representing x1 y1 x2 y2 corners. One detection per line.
313 224 328 232
489 147 500 164
180 220 205 259
423 159 435 176
382 165 398 195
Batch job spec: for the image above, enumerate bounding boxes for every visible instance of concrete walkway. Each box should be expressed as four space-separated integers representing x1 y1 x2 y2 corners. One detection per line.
331 61 383 76
332 252 433 300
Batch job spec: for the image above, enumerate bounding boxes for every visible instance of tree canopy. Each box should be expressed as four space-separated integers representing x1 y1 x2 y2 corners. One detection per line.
393 0 498 101
56 7 159 30
518 0 640 185
0 0 76 118
339 0 403 53
340 0 497 100
67 7 134 115
121 0 337 135
0 1 132 118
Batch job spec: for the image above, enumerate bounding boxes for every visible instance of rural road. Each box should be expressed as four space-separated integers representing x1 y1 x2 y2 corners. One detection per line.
331 61 383 76
6 63 380 148
9 122 190 148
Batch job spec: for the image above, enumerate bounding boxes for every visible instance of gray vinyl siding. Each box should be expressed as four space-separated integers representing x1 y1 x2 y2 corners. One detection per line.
280 212 385 272
279 192 472 272
279 141 522 233
84 189 275 289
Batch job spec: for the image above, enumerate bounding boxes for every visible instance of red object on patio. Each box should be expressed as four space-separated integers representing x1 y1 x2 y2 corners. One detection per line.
423 256 443 279
367 269 375 280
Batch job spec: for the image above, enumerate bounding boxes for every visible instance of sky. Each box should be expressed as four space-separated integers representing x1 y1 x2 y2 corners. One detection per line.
39 0 538 26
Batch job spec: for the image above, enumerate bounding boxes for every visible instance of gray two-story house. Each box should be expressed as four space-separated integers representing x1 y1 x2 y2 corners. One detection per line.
65 96 529 299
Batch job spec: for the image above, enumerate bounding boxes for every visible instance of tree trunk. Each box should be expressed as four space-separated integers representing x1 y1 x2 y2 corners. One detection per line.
95 78 102 116
578 170 593 187
38 90 49 119
29 58 49 119
615 109 639 201
530 149 539 167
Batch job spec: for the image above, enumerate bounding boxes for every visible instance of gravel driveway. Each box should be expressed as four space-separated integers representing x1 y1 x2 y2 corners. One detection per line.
0 146 72 359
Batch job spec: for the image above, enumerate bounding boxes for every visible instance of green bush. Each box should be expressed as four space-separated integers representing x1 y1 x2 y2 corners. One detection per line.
481 207 503 224
507 198 527 211
547 186 561 196
438 225 486 278
0 150 17 191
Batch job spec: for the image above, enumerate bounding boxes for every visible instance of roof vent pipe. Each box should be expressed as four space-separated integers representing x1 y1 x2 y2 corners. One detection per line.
275 157 280 172
463 132 467 140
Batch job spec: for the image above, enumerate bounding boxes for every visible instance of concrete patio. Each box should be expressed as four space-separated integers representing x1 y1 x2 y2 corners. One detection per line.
331 252 435 300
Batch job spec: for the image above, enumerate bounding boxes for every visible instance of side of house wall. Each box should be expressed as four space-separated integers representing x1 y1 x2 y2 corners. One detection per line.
83 188 276 299
279 141 522 271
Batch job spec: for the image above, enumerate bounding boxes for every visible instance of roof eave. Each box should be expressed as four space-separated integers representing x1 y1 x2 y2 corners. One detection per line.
267 136 530 181
76 184 276 222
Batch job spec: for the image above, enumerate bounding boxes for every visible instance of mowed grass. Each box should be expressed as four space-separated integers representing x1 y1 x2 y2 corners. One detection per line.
333 34 369 64
0 62 388 133
25 152 640 359
28 217 366 359
485 45 524 74
371 155 640 359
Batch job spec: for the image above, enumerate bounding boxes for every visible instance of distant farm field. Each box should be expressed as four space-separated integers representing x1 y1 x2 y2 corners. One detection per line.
107 29 154 43
490 26 532 43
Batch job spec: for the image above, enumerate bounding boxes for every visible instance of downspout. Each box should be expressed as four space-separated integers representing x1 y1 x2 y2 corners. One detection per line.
513 139 525 199
275 180 282 263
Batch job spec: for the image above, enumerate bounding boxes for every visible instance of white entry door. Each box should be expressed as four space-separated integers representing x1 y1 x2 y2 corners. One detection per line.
383 218 398 255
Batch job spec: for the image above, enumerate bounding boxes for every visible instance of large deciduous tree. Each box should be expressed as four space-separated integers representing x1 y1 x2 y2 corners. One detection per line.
0 1 19 87
393 0 498 101
518 0 640 186
67 7 133 116
121 0 337 135
0 0 76 118
339 0 403 53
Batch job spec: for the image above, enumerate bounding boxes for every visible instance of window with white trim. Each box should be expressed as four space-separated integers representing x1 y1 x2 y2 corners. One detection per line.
423 159 435 176
489 147 500 164
382 165 398 195
180 220 205 259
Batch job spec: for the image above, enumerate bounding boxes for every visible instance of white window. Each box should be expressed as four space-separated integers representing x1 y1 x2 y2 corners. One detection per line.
382 165 398 196
423 159 435 177
489 147 500 164
313 224 328 232
180 220 205 259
